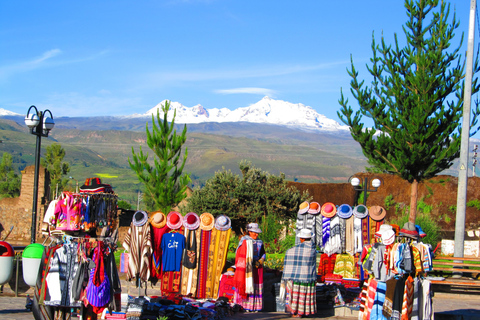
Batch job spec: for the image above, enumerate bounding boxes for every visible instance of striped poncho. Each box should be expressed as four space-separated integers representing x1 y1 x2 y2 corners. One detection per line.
282 241 317 283
122 222 152 283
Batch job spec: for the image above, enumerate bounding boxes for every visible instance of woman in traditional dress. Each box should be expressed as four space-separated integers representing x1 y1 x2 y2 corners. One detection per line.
233 223 266 312
282 228 317 317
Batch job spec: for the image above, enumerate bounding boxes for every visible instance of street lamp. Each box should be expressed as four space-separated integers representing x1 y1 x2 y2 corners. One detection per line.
349 175 382 206
69 176 79 193
25 106 55 244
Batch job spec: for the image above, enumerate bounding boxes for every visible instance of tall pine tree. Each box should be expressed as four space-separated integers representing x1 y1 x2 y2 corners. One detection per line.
129 100 190 212
338 0 480 223
41 142 70 198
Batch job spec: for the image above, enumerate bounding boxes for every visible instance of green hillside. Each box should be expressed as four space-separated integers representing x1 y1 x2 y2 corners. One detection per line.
0 118 368 206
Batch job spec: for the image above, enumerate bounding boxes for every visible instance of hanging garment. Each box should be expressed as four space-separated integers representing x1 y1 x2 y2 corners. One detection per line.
150 223 171 284
205 227 231 298
314 214 323 250
122 222 152 283
161 232 186 272
333 253 356 278
85 243 111 311
354 217 363 253
383 277 398 318
196 229 212 298
370 280 388 320
180 228 201 296
344 216 355 254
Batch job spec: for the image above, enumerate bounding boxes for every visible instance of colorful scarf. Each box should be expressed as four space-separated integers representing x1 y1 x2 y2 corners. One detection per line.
234 240 248 298
196 229 211 298
322 216 330 247
245 240 254 294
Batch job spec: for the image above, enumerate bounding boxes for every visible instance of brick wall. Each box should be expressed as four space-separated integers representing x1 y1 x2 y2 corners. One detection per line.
0 165 48 244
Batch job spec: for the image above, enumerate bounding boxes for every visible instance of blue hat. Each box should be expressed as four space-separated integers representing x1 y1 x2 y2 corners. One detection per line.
337 204 353 219
415 225 426 238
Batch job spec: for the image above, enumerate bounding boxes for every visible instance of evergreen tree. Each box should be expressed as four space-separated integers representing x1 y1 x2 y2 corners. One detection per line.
129 100 190 212
41 143 70 197
338 0 480 223
185 160 309 234
0 152 21 198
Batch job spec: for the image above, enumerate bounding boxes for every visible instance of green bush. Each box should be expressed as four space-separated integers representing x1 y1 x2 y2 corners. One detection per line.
384 194 395 210
467 199 480 210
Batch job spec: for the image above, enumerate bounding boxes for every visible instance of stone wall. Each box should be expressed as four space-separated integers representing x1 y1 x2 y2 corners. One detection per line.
0 165 48 244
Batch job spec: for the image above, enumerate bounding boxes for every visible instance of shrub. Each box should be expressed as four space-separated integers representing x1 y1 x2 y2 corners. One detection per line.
467 199 480 210
387 209 440 248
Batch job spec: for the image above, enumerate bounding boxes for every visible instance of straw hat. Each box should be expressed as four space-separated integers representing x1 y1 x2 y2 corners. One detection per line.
183 212 200 230
369 205 387 221
149 211 167 229
167 211 183 230
308 202 321 215
200 212 215 231
337 204 353 219
298 201 310 214
353 205 369 219
321 202 337 218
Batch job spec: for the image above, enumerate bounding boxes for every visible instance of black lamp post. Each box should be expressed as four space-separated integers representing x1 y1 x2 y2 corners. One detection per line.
25 106 55 244
349 176 382 206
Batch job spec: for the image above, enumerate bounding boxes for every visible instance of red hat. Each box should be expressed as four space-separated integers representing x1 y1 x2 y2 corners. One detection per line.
167 211 183 230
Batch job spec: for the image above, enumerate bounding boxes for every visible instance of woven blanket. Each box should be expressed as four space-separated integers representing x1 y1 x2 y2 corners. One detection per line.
282 241 317 283
196 229 211 299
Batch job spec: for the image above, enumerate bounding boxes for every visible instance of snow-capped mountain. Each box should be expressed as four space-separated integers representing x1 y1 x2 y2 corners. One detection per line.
129 96 349 132
0 108 21 116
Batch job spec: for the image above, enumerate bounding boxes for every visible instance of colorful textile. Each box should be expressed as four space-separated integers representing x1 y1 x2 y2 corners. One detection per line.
161 271 181 293
370 280 388 320
401 275 414 320
282 241 317 283
345 216 354 254
354 217 363 253
318 253 337 282
322 217 330 247
196 229 211 299
325 216 341 255
205 228 231 298
362 218 369 246
339 217 346 253
383 277 398 318
150 224 171 282
364 277 377 320
285 280 316 316
315 214 323 249
333 253 355 278
358 280 368 320
218 272 235 301
122 223 152 283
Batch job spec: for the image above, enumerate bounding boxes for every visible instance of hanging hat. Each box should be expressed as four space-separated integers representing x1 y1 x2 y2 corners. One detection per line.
246 223 262 234
381 228 396 245
369 205 387 221
183 212 200 230
353 204 369 219
415 225 427 238
200 212 215 231
167 211 183 230
308 202 321 215
400 222 419 238
375 224 393 238
321 202 336 218
337 204 353 219
215 215 231 231
149 211 167 229
297 228 314 239
298 201 310 214
132 210 148 227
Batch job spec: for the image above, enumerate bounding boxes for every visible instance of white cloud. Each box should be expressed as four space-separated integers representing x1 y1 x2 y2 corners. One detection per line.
214 87 277 96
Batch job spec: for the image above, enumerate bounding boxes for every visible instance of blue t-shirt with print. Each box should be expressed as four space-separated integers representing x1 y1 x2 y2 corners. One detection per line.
161 232 186 272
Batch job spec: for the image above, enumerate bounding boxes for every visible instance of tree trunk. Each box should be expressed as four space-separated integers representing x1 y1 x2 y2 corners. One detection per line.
408 179 419 223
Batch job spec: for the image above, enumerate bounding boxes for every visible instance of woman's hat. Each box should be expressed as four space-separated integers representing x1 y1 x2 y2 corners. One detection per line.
353 204 369 219
369 205 387 221
381 229 396 245
149 211 167 229
337 204 353 219
200 212 215 231
308 202 321 215
321 202 337 218
297 228 314 239
399 222 419 238
132 210 148 227
298 201 310 214
246 223 262 234
215 215 231 231
183 212 200 230
167 211 183 230
375 224 392 238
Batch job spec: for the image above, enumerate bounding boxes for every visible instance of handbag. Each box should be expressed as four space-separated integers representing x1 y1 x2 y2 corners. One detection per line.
182 230 197 269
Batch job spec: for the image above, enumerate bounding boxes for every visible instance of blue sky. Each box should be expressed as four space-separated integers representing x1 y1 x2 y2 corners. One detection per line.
0 0 476 130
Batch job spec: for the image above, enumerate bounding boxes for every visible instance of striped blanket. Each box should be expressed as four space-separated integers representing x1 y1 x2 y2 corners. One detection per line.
282 241 317 283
